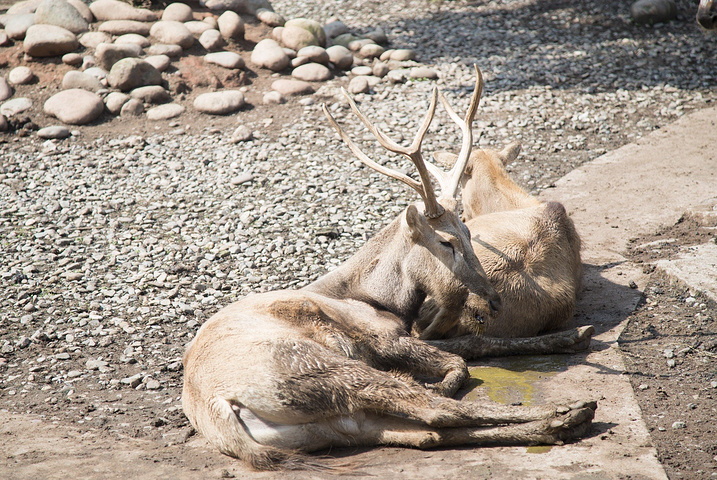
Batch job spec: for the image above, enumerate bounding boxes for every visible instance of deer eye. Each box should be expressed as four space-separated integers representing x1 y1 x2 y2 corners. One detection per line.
440 241 454 254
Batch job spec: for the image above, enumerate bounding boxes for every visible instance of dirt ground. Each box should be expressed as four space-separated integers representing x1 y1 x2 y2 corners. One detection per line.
620 214 717 480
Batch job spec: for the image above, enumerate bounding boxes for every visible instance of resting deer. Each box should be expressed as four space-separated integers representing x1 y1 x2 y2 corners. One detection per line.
182 69 596 470
414 144 590 352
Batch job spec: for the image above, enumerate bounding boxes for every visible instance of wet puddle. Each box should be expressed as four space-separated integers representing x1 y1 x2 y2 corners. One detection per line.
463 355 570 455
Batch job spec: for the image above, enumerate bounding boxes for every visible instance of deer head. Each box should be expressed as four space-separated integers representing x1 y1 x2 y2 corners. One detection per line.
322 66 501 339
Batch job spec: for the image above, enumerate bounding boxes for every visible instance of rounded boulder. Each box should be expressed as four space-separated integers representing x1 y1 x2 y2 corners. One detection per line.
251 39 290 71
23 24 78 57
44 88 104 124
107 58 162 91
150 21 194 49
193 90 245 115
162 3 194 22
34 0 89 34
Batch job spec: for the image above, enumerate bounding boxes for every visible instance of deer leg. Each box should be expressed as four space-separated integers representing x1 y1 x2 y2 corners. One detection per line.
426 325 595 360
257 340 594 430
369 335 469 397
349 405 595 449
355 374 598 429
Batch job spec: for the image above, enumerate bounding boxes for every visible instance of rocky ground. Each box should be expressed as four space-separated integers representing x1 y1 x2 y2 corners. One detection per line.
1 0 716 478
621 213 717 480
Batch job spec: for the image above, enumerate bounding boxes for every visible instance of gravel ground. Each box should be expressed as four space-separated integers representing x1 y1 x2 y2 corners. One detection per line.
1 0 716 475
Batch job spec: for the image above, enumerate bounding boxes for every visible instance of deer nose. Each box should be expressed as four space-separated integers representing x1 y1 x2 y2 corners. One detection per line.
489 296 502 315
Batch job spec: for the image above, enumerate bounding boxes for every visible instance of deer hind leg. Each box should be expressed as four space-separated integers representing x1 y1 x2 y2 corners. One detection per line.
427 325 595 360
346 363 597 429
260 340 592 430
351 405 595 449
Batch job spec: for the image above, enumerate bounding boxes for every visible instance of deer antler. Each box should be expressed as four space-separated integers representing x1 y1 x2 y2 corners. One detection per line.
322 88 445 218
424 65 484 200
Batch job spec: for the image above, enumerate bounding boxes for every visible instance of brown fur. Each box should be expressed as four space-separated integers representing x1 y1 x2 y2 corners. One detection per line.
416 144 585 346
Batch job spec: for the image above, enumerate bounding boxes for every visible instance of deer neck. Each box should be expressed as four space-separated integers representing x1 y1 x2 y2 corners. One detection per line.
304 215 423 321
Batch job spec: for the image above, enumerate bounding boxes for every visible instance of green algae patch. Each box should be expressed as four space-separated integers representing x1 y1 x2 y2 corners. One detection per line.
526 445 553 454
464 355 569 406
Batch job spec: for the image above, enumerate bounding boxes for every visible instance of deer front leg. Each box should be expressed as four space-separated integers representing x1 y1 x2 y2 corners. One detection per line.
370 335 469 398
427 325 595 360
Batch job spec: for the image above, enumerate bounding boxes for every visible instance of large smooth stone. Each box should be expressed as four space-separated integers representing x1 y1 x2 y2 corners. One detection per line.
8 66 35 85
326 45 353 70
107 58 162 91
184 20 212 35
199 29 224 51
217 10 244 40
271 79 314 96
0 78 13 101
114 33 150 48
1 97 32 117
44 89 104 124
147 44 183 57
631 0 678 24
61 70 103 91
104 91 130 114
193 90 245 114
23 24 78 57
95 42 142 70
34 0 88 34
204 51 245 69
251 38 290 71
37 125 72 139
150 21 194 49
284 18 326 46
5 14 36 40
280 25 318 51
297 45 328 65
89 0 157 22
146 103 184 120
292 62 331 82
162 3 193 22
144 54 171 72
79 31 112 48
98 20 152 36
256 8 284 27
130 85 171 104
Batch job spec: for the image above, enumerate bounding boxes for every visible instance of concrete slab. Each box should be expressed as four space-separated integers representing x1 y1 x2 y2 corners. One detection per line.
656 242 717 302
530 104 717 480
543 105 717 266
653 197 717 302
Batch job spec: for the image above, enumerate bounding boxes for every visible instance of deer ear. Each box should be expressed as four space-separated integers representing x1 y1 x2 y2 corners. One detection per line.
403 204 429 240
434 151 472 177
433 151 458 169
499 142 521 165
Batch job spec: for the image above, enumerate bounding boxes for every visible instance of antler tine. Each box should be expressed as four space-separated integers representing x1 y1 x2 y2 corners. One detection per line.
437 65 484 199
321 103 425 199
333 88 445 218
